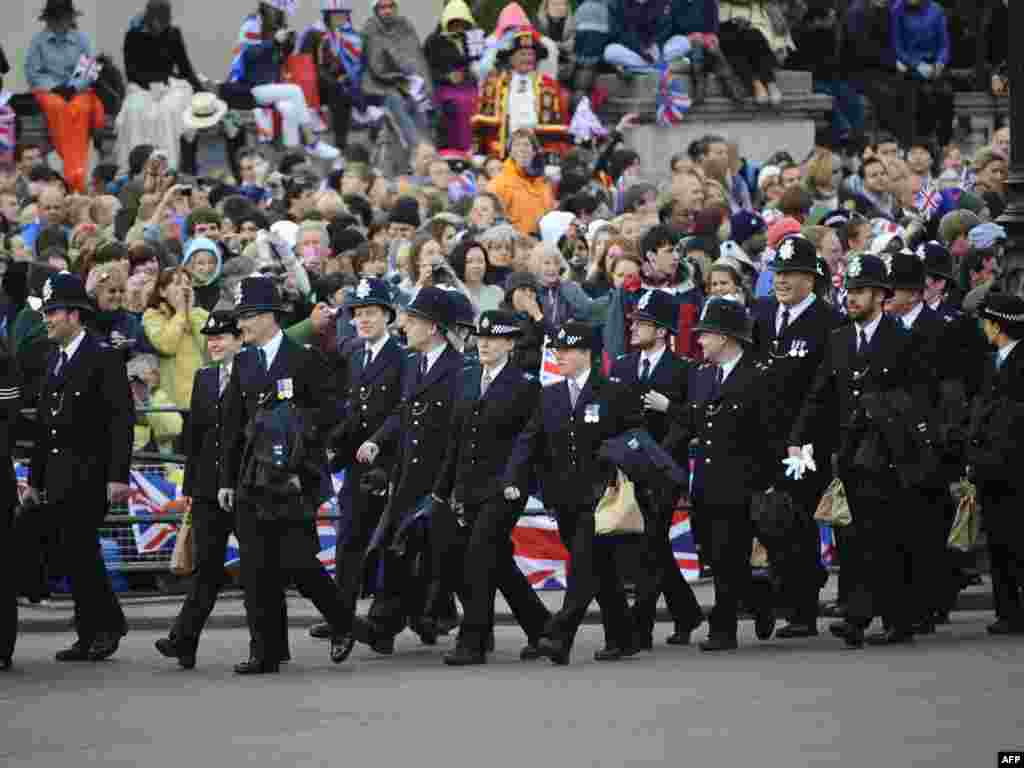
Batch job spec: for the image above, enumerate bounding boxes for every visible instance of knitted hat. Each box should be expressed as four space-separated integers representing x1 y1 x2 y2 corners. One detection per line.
389 196 421 229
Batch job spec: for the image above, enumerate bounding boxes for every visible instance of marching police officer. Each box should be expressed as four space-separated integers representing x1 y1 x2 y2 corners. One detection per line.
25 272 132 662
219 277 350 674
789 254 930 648
968 294 1024 635
432 310 551 665
609 289 704 648
504 321 644 665
352 287 464 654
309 278 404 646
752 235 842 639
665 298 776 651
0 338 21 671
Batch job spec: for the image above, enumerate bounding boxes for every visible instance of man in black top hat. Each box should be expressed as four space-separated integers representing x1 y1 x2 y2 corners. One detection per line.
752 235 843 639
790 254 931 648
665 298 775 651
609 288 703 648
352 287 464 653
25 272 132 662
433 310 551 665
309 278 404 645
218 276 351 674
504 321 645 665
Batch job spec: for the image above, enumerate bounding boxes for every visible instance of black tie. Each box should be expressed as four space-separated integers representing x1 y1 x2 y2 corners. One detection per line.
420 355 428 381
856 328 869 366
711 366 724 400
363 347 371 371
640 358 651 383
257 347 268 372
53 351 68 381
778 307 791 338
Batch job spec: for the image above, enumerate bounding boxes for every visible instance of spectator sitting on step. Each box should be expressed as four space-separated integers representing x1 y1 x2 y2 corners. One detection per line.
718 0 799 107
891 0 953 147
25 0 107 193
423 0 481 153
663 0 744 106
535 0 576 86
604 0 692 78
986 0 1008 98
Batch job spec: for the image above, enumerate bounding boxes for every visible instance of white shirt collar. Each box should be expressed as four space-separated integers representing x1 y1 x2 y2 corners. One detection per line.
62 330 87 361
640 344 667 376
927 297 942 311
900 301 926 330
259 330 285 370
998 339 1020 366
720 350 743 383
854 312 883 344
483 356 508 381
571 367 591 392
365 334 389 363
423 341 447 374
778 292 816 327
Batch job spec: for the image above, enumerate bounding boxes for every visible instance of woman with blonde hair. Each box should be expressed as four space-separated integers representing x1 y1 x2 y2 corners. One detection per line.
141 267 208 409
803 150 841 210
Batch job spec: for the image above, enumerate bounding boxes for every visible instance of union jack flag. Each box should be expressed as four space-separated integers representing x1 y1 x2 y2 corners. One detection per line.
129 470 179 555
914 183 942 220
539 338 564 387
656 67 690 129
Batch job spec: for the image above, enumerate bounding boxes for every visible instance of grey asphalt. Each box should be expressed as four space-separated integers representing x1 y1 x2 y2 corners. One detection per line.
2 612 1021 768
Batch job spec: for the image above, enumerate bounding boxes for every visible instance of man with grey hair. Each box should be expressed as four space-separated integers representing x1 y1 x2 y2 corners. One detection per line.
295 220 332 279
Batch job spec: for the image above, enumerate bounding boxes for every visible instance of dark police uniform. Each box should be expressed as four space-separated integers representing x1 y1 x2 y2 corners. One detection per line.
0 343 21 669
504 322 644 663
609 288 702 646
752 235 843 632
433 311 551 663
29 273 132 660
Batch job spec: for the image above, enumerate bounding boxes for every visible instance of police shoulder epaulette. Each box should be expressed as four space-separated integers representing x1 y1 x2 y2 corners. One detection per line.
755 361 771 373
698 362 713 370
942 314 955 323
407 352 418 359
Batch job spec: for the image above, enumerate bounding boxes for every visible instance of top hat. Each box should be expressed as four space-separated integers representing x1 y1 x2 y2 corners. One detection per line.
632 289 678 335
41 271 94 315
889 249 926 290
500 26 549 62
234 275 283 317
348 277 396 323
694 297 752 344
40 0 81 20
476 309 523 338
202 309 241 336
550 321 597 351
183 92 229 132
844 253 893 294
404 287 455 330
770 234 819 275
979 293 1024 339
918 241 954 282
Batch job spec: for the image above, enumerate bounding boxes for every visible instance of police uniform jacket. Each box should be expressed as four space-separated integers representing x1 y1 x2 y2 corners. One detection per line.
0 348 21 512
665 355 774 509
967 341 1024 493
181 366 226 502
433 361 541 506
28 333 133 520
753 296 843 462
504 372 644 509
609 349 691 445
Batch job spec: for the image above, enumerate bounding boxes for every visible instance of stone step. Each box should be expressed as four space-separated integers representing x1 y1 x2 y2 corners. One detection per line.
595 68 814 103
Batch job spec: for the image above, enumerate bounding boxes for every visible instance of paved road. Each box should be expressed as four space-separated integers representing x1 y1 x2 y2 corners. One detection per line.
2 612 1021 768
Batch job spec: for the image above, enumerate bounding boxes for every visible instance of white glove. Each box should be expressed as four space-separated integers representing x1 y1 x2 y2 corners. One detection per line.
504 486 521 501
916 62 934 79
896 60 908 74
217 488 235 512
356 441 380 464
643 391 671 413
782 445 817 481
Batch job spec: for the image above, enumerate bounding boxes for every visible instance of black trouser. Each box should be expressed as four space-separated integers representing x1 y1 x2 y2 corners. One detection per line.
333 470 388 634
909 484 959 621
170 498 289 655
237 512 346 663
455 498 551 653
909 76 954 147
319 77 353 150
366 540 431 636
546 504 632 651
768 472 831 625
851 69 917 148
840 471 914 632
0 502 16 661
702 501 771 638
718 21 777 86
632 491 702 639
981 486 1024 625
53 501 126 644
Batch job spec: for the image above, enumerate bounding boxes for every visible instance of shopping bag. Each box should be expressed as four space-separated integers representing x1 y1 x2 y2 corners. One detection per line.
594 469 644 535
169 516 195 576
947 479 980 552
814 477 852 528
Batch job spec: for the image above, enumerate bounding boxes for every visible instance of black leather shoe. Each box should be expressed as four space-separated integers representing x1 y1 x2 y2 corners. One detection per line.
536 637 570 666
775 623 819 639
56 641 92 662
443 647 486 666
828 620 864 648
435 616 459 636
486 631 495 653
154 637 196 670
88 633 121 661
352 617 395 655
987 619 1024 636
865 628 914 646
593 646 625 662
0 657 11 671
330 634 356 664
754 611 776 641
666 620 702 646
821 602 846 619
233 658 280 675
699 634 738 652
412 619 439 646
309 622 332 640
520 643 541 661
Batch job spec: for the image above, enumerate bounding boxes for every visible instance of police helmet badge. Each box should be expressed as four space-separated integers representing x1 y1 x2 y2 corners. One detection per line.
777 239 795 262
637 290 652 310
356 278 371 299
846 256 863 278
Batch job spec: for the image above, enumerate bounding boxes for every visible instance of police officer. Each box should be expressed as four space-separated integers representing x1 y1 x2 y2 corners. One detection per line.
504 321 644 665
609 289 703 648
25 272 132 662
433 310 551 665
665 298 775 651
352 287 463 654
0 338 21 671
968 294 1024 635
789 254 930 648
218 277 350 674
309 278 404 646
752 235 842 639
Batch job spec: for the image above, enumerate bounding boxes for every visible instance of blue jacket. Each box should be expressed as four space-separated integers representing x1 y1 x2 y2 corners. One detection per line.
664 0 719 41
230 40 284 88
891 0 949 69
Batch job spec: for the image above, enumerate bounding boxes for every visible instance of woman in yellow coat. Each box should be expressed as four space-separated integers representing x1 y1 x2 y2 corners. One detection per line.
141 267 208 409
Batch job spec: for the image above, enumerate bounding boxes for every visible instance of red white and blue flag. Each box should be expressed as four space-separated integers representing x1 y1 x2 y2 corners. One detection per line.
129 469 180 554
